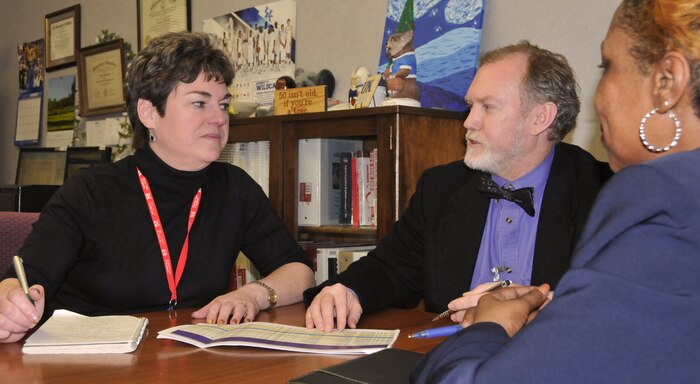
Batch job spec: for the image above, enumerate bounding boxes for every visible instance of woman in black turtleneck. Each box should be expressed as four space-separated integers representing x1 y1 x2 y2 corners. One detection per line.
0 32 314 343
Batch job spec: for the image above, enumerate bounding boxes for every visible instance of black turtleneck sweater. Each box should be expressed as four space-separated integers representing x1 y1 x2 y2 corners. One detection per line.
12 146 310 315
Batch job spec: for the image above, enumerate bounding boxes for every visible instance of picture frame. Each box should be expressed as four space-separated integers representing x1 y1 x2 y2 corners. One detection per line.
44 4 81 71
137 0 191 51
355 74 382 108
77 40 126 117
15 92 43 146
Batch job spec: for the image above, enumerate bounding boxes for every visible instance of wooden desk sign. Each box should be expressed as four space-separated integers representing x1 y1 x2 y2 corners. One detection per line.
274 85 327 115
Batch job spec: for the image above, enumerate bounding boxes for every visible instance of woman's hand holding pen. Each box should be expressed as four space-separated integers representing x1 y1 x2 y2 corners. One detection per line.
446 281 520 323
461 284 552 337
0 278 44 343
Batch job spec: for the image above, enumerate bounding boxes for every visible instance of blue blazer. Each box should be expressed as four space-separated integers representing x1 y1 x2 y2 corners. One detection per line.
411 148 700 383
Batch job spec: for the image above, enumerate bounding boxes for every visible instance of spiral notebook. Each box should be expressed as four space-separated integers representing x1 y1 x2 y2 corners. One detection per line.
22 309 149 354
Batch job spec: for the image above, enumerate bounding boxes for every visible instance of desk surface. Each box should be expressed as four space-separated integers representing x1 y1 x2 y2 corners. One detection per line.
0 303 449 383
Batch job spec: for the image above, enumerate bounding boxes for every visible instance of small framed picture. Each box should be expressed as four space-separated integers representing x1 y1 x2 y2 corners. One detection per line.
356 75 382 108
45 4 81 70
137 0 191 51
77 40 126 117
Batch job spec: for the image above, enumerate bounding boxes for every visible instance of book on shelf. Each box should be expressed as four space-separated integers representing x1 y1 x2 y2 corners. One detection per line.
300 241 358 278
228 252 260 291
298 139 363 226
338 151 353 225
351 156 360 228
342 149 377 228
22 309 148 355
315 244 375 285
288 348 423 384
338 248 373 273
353 153 373 227
219 141 270 197
368 148 378 226
157 322 399 355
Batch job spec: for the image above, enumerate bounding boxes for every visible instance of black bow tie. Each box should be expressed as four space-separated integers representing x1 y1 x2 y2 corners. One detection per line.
478 175 535 217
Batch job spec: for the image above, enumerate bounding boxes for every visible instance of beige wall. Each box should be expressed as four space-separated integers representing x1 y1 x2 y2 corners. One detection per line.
0 0 619 184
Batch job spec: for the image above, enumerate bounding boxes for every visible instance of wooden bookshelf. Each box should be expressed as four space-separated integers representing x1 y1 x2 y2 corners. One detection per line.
228 106 466 245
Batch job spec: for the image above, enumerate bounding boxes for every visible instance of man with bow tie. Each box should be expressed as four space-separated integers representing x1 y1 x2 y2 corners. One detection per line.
304 41 612 332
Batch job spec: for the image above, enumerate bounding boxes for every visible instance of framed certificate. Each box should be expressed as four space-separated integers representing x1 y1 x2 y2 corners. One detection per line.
45 5 81 70
137 0 191 50
77 40 126 117
15 92 43 146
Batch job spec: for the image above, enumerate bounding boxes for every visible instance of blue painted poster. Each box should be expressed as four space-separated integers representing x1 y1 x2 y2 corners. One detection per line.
378 0 485 112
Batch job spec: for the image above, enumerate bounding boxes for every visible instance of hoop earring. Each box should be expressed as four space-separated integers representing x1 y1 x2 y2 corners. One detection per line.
639 108 682 153
148 128 157 143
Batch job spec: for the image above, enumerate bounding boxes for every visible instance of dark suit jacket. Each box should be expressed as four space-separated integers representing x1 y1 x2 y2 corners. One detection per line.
304 142 612 313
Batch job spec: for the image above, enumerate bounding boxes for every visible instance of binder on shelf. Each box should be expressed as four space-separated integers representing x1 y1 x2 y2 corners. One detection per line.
219 141 270 197
351 156 359 228
228 252 260 291
338 247 373 273
315 245 375 285
354 154 372 227
368 148 378 226
298 139 363 226
338 151 353 225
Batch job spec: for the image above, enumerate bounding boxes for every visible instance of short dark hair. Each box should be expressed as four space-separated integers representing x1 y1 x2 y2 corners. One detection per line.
126 32 235 148
479 41 581 141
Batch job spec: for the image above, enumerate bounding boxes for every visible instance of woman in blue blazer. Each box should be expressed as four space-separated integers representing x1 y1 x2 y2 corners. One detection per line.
412 0 700 382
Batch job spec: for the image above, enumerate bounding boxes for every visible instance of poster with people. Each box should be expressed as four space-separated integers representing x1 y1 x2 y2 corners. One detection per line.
203 0 296 117
16 39 45 146
18 39 45 94
378 0 484 112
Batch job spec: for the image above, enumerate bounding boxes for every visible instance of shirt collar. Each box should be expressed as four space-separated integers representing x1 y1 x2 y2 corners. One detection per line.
491 146 555 199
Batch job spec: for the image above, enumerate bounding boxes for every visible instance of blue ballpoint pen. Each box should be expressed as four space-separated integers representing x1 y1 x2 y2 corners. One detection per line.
408 324 462 339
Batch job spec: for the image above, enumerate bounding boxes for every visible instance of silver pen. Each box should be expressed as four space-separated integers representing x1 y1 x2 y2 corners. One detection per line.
431 280 511 322
12 255 34 305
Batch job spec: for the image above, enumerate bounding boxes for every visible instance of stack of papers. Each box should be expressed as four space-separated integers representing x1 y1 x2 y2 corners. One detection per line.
157 322 399 355
23 309 149 354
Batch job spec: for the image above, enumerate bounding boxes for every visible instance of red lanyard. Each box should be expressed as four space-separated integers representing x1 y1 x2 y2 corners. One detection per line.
136 167 202 309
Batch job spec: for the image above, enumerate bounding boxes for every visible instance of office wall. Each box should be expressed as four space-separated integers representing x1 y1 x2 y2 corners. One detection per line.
0 0 618 184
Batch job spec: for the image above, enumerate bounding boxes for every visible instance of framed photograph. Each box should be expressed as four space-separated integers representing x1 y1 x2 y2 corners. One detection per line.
356 74 382 108
137 0 191 50
77 40 126 117
45 4 81 70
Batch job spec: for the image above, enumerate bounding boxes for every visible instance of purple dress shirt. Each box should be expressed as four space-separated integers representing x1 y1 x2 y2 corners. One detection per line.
470 148 555 289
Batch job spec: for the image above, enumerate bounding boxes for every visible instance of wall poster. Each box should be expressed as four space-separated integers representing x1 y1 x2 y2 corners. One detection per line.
203 0 296 117
378 0 485 112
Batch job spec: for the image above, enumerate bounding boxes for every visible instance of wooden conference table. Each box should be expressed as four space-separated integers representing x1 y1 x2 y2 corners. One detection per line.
0 303 450 383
